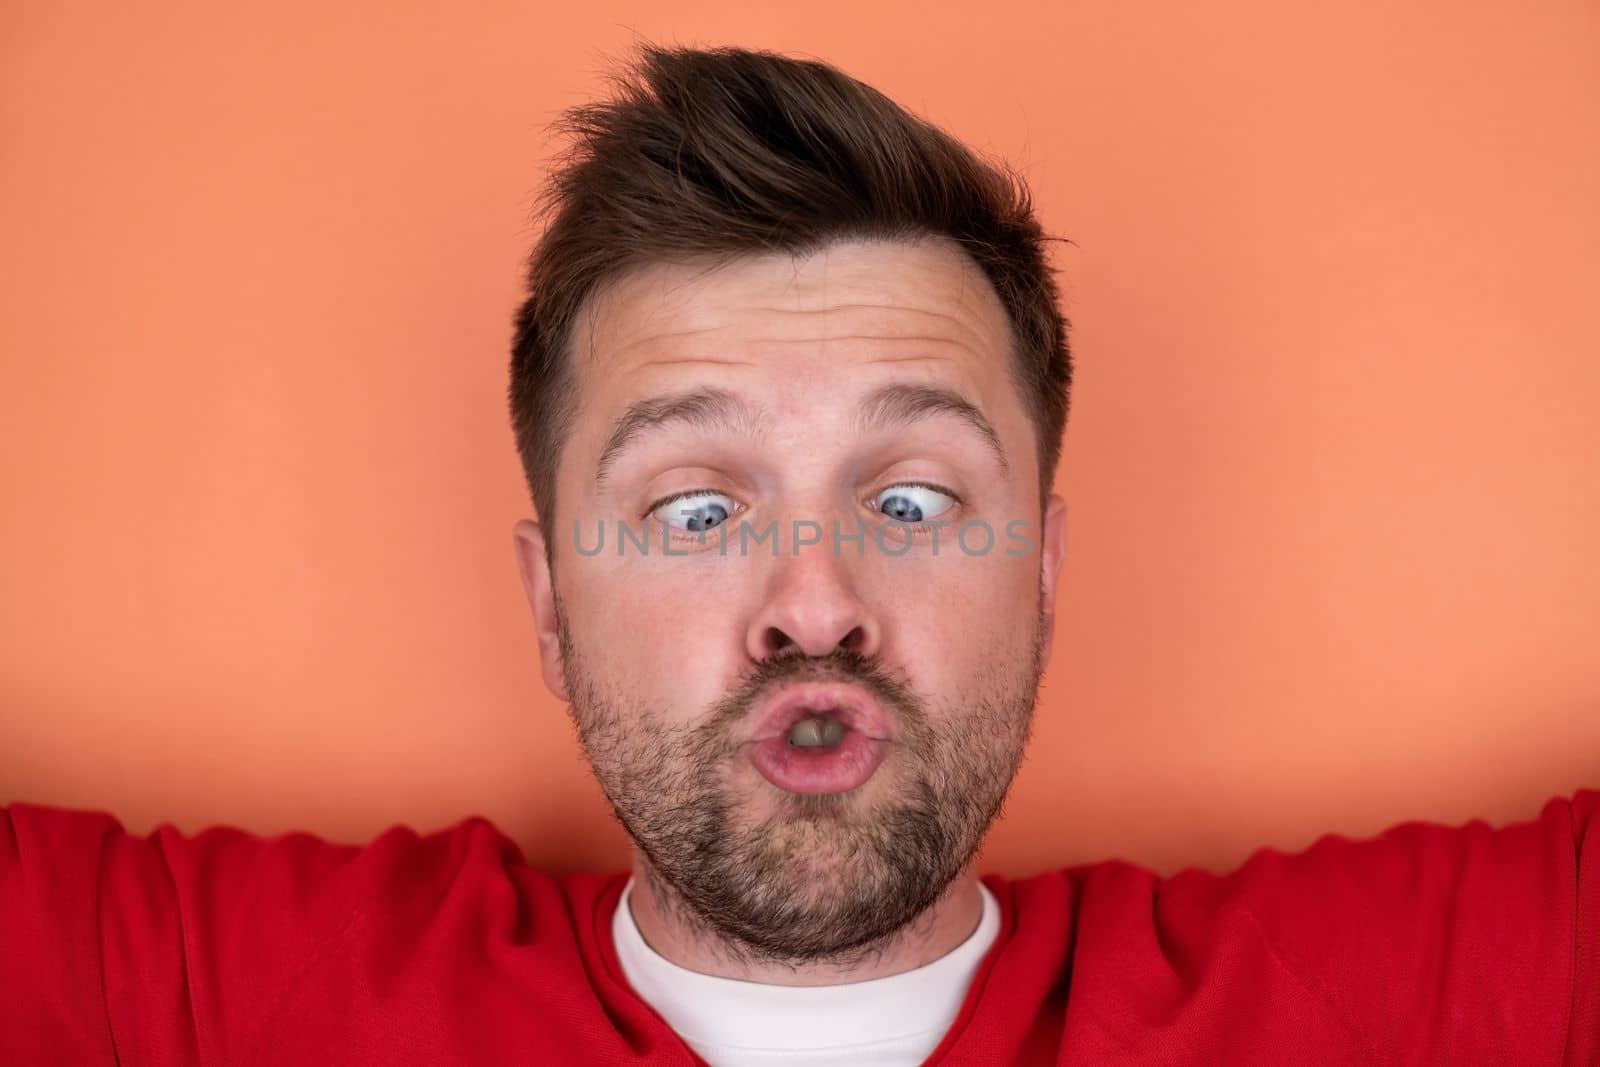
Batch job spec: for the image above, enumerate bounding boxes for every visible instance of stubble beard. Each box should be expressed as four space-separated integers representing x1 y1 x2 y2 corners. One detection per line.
553 591 1046 969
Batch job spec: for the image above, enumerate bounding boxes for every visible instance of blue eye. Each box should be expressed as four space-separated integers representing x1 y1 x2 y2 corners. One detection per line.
652 491 735 532
873 483 956 524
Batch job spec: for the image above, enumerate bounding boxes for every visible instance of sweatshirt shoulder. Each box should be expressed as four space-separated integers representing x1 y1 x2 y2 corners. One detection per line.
981 789 1596 1064
1164 788 1596 1062
1 803 611 1065
1216 789 1593 971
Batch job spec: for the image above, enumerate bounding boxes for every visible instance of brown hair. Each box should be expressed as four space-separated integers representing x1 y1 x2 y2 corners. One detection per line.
508 44 1071 543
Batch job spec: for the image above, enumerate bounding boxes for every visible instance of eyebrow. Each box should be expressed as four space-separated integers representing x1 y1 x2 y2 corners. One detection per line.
594 387 763 487
854 382 1010 478
593 381 1009 485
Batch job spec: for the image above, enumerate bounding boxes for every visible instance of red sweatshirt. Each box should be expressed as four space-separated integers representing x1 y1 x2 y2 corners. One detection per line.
2 791 1595 1065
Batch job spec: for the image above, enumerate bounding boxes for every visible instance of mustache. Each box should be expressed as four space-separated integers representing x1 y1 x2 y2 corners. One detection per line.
701 646 927 739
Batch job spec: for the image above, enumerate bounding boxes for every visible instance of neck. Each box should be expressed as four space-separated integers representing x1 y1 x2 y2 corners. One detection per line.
623 854 985 986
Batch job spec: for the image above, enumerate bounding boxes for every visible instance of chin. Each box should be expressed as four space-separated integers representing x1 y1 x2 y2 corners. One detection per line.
749 826 881 895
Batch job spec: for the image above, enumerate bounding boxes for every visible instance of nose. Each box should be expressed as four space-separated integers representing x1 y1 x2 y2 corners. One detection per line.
744 534 882 663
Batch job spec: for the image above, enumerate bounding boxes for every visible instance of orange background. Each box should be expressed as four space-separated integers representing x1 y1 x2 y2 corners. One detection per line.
3 2 1597 878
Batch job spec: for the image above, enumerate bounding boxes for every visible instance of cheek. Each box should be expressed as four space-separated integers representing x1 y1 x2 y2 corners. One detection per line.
876 553 1040 687
565 566 739 721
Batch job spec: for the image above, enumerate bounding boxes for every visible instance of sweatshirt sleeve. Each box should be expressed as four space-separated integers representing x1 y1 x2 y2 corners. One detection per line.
1216 788 1599 1065
0 801 497 1066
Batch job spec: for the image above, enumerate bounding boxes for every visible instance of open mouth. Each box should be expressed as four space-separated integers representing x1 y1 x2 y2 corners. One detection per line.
785 712 850 748
743 685 893 794
746 682 893 744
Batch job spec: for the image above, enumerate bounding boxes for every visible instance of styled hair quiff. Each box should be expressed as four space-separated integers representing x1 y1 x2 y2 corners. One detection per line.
508 45 1071 541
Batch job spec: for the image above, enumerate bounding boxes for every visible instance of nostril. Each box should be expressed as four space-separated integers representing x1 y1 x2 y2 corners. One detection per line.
838 626 866 652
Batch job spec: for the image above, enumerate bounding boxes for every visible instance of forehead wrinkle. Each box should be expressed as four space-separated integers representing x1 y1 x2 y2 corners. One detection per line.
802 335 978 348
594 325 744 367
624 356 759 372
739 301 999 354
862 353 957 364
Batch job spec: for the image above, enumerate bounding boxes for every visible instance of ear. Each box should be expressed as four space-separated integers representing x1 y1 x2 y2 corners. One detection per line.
1037 493 1068 672
513 518 570 703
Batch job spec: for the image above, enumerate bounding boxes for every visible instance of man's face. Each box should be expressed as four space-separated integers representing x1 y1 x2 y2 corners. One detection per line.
515 236 1067 964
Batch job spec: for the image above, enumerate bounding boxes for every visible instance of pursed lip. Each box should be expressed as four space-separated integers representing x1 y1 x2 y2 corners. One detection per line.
743 681 894 745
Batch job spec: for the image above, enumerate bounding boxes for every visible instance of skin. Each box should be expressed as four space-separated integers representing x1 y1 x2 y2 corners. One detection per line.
513 235 1068 986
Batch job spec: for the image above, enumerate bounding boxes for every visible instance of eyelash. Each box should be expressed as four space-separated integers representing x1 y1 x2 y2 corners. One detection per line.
642 481 965 540
643 486 728 520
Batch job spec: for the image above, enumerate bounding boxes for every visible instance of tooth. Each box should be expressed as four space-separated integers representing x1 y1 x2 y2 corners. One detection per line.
820 719 845 746
789 718 824 747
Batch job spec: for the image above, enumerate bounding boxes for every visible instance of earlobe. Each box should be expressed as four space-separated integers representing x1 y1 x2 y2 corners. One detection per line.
1037 493 1068 670
513 518 571 703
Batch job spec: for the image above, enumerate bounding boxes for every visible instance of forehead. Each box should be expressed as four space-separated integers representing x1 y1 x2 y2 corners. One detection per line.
568 236 1015 387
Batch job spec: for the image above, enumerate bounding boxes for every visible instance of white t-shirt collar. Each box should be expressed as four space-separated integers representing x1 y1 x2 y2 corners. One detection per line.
611 877 1000 1060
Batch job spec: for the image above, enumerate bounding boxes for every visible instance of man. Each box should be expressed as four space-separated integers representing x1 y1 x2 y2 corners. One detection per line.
2 43 1594 1066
